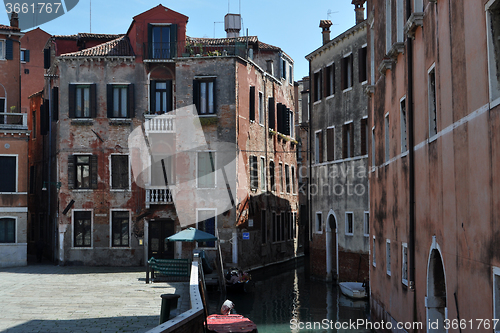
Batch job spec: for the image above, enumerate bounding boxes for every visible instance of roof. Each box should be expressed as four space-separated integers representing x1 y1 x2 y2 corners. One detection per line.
305 20 367 60
0 24 21 32
186 36 285 55
60 35 134 57
52 33 122 40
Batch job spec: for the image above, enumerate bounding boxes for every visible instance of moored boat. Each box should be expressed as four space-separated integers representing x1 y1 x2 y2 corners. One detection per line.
206 314 258 333
339 282 368 299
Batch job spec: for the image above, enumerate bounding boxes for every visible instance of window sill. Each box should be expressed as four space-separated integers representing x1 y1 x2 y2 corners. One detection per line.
109 118 132 126
342 87 353 93
325 94 335 101
198 114 217 118
110 246 131 249
387 271 391 277
345 233 354 237
405 12 424 38
402 279 408 287
110 189 131 192
364 234 369 237
313 100 322 106
378 58 394 76
72 189 94 192
429 134 438 143
71 119 94 125
71 247 94 249
373 262 376 267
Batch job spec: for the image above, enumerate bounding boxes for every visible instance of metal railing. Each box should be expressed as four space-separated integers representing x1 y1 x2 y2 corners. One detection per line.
143 41 248 60
144 114 175 133
0 113 27 128
145 186 174 208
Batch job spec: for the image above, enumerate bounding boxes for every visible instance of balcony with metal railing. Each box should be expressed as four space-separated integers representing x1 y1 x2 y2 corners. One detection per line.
0 113 28 130
145 185 174 208
143 39 248 61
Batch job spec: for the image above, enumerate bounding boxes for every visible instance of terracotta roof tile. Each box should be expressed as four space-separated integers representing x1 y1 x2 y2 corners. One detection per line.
61 36 134 57
0 24 21 32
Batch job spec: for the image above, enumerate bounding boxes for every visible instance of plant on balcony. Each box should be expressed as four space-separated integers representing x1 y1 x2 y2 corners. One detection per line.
207 50 221 57
198 116 218 126
10 106 16 113
269 129 277 135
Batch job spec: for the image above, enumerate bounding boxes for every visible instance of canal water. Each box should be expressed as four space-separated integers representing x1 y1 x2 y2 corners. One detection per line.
207 259 371 333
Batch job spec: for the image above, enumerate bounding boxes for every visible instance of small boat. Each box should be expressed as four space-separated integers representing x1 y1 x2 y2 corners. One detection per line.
206 314 258 333
226 280 254 293
339 282 368 299
225 268 254 293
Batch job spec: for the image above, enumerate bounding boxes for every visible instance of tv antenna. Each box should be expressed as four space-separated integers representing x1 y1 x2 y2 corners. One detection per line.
327 9 338 20
214 21 223 38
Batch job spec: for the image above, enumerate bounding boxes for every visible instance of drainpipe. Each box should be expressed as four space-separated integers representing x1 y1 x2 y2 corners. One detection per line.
308 61 313 252
406 0 417 326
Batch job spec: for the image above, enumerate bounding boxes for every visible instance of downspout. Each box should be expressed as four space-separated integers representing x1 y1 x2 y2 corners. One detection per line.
406 0 417 326
308 60 312 253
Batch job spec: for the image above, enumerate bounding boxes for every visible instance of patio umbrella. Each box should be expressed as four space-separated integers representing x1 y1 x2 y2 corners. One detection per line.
166 227 217 242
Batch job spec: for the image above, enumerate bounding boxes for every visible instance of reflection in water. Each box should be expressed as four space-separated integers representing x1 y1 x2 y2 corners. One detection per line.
207 261 370 333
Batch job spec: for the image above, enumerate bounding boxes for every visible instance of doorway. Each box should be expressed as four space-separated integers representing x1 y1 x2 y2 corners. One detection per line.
426 245 447 333
148 219 175 260
326 212 337 282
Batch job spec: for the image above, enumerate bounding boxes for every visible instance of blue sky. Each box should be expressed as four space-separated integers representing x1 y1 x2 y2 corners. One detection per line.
3 0 362 79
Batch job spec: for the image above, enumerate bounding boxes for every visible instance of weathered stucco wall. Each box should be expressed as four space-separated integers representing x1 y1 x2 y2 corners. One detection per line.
369 0 500 328
307 22 369 281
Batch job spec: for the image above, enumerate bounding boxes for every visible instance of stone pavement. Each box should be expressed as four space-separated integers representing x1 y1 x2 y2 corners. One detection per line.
0 263 190 333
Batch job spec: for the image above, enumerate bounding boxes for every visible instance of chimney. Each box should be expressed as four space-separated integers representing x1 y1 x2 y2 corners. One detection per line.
352 0 366 25
225 13 241 38
10 12 19 28
319 20 333 45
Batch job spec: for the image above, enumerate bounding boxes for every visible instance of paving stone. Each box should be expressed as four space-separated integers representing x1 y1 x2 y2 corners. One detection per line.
0 264 191 332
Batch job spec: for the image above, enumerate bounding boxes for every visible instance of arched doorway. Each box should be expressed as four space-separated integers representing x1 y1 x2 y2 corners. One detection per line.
326 211 338 282
426 237 447 333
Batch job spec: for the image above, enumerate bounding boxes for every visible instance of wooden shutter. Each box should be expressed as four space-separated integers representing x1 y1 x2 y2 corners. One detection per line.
360 119 367 155
150 80 156 113
90 84 97 118
350 122 354 157
276 103 282 133
193 80 200 114
44 48 51 69
128 84 135 118
318 130 323 163
284 108 291 136
342 124 347 158
25 50 30 62
52 87 59 121
212 79 217 114
41 99 49 135
90 155 98 189
68 84 76 118
268 97 275 130
147 23 153 59
5 39 13 60
341 58 346 90
107 84 113 118
249 86 255 121
170 24 177 58
349 54 354 87
68 155 75 189
327 127 335 161
166 80 172 112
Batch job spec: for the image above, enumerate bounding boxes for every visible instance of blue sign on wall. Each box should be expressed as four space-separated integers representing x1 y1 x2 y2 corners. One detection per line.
242 232 250 240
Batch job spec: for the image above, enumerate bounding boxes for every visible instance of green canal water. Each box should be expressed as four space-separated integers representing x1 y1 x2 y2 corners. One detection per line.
207 260 371 333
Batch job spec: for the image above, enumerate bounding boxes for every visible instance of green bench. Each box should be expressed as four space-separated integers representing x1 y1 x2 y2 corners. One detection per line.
146 257 191 283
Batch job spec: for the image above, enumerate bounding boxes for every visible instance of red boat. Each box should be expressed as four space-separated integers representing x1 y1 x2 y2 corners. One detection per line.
206 314 258 333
